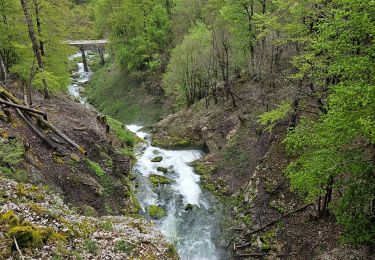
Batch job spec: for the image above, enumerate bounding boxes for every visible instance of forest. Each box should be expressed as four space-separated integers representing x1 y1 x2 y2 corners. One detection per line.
0 0 374 258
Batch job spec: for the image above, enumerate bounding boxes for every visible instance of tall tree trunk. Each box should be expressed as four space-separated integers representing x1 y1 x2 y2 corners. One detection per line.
32 0 44 56
20 0 49 99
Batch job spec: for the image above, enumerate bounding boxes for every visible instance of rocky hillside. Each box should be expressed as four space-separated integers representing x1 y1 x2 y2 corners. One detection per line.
0 82 176 259
0 177 176 259
150 80 373 259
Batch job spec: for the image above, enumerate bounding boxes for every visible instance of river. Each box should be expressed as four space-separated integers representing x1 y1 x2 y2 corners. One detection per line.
67 52 224 260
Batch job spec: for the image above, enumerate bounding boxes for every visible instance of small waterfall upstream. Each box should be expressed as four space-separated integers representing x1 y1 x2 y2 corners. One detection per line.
67 52 224 260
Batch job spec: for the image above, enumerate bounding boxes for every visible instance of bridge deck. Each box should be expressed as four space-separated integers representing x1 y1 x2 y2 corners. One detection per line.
67 39 108 50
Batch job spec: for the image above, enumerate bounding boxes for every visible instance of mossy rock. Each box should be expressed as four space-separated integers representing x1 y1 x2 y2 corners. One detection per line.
151 156 163 162
146 205 166 219
149 174 171 187
7 225 52 248
156 167 168 173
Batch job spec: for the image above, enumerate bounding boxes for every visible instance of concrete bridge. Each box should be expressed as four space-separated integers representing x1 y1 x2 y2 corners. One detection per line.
67 39 108 72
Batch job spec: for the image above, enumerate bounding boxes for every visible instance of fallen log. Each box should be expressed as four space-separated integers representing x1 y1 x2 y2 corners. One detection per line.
235 203 313 249
0 98 47 119
39 118 87 155
0 85 86 155
15 106 56 150
73 127 87 131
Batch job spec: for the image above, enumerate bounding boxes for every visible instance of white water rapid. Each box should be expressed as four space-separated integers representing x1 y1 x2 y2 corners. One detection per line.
127 125 223 260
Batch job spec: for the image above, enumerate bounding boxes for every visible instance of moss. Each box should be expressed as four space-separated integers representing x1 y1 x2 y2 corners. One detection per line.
151 156 163 162
0 167 29 183
165 243 178 258
107 116 138 147
85 159 105 177
99 220 113 230
82 205 98 217
0 211 19 226
83 239 99 255
7 225 53 248
84 159 114 195
47 232 67 244
16 183 28 197
114 239 135 253
242 215 252 227
260 229 277 252
0 138 25 166
149 174 171 187
191 161 222 194
105 158 113 169
70 153 80 162
28 203 48 215
269 199 288 213
52 154 65 164
146 205 166 220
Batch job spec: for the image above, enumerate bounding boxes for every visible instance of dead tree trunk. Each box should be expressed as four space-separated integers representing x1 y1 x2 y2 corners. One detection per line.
19 0 49 99
0 55 6 81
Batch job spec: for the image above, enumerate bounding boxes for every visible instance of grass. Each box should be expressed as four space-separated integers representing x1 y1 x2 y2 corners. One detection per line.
84 158 114 195
0 138 24 166
86 63 170 124
107 116 137 147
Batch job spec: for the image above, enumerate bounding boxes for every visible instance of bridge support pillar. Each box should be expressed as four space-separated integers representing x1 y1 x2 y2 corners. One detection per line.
98 49 105 65
81 49 89 72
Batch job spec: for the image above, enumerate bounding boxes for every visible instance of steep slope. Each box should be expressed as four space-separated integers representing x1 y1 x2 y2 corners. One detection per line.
1 82 139 216
150 79 373 259
0 81 180 258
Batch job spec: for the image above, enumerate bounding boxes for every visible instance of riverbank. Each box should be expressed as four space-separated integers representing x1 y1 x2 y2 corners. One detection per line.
0 53 178 258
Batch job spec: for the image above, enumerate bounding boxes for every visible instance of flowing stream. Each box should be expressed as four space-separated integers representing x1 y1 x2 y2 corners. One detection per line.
67 52 224 260
127 125 223 259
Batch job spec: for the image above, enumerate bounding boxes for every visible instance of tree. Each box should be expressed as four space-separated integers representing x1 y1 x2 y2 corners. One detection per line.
94 0 171 71
20 0 49 98
283 0 375 245
163 23 212 108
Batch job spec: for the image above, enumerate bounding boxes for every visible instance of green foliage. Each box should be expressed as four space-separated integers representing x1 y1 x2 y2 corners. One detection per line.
94 0 171 71
114 239 135 253
258 101 292 132
283 0 375 246
107 116 137 147
0 139 25 166
146 205 166 220
84 158 114 195
85 159 105 177
86 64 170 124
83 239 99 255
2 0 73 92
163 23 212 108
